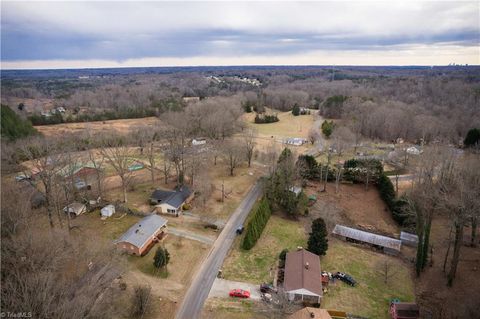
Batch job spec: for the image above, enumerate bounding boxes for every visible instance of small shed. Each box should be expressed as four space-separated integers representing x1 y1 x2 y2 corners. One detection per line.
400 231 418 247
63 202 87 216
332 225 402 255
101 204 115 218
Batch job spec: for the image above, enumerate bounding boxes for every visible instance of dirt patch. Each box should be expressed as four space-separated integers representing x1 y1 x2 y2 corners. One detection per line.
306 182 400 237
34 117 161 137
415 217 480 318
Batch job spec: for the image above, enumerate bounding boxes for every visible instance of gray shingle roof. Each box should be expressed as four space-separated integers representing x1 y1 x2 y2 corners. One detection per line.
115 215 168 248
151 186 192 209
332 224 401 251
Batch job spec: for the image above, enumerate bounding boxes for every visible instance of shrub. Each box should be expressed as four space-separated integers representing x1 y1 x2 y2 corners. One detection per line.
242 198 272 250
279 249 288 268
182 203 191 210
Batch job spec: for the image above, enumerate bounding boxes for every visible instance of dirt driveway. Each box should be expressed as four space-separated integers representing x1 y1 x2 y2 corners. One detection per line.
209 278 261 300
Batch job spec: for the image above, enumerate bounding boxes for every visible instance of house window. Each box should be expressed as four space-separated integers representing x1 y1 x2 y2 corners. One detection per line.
130 246 134 250
123 244 126 249
167 209 176 214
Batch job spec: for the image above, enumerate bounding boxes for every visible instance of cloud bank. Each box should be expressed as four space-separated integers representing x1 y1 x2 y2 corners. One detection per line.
1 1 479 68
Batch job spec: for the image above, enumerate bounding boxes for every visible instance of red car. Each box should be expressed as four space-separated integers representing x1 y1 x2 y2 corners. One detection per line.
229 289 250 298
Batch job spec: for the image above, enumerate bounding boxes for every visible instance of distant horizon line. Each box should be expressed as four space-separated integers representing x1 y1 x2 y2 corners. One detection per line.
1 63 478 72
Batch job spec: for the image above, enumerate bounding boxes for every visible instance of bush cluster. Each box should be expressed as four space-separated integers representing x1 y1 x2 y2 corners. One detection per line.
296 154 336 181
254 114 279 124
242 198 272 250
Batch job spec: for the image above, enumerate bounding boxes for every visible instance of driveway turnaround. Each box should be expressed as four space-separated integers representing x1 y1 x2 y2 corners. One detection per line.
208 278 261 300
175 182 263 319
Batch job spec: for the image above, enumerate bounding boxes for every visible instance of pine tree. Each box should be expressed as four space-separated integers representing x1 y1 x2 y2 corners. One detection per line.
307 218 329 255
292 103 300 116
153 247 170 269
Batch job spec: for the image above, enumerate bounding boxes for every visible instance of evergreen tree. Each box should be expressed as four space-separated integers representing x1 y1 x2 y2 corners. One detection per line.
1 104 37 140
292 103 300 116
307 218 329 256
464 128 480 148
153 247 170 269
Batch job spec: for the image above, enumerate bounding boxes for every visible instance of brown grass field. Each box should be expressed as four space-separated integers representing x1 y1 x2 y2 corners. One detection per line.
34 117 161 137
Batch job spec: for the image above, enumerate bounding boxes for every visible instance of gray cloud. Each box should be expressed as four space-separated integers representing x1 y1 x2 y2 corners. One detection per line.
1 1 479 66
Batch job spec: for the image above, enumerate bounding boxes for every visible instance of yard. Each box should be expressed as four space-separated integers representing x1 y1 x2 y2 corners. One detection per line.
321 238 415 319
244 110 314 139
222 214 307 284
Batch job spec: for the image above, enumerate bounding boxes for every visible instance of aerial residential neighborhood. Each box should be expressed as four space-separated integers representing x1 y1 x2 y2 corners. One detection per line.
1 2 479 319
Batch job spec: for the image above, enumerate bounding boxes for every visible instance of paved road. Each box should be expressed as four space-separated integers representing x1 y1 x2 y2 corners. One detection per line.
169 227 215 245
208 278 261 300
175 182 263 319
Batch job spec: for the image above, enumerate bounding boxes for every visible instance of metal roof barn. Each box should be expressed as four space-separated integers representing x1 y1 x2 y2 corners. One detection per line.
332 225 402 253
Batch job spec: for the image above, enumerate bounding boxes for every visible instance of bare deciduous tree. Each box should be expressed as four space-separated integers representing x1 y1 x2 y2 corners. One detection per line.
242 128 257 167
99 137 134 203
222 141 243 176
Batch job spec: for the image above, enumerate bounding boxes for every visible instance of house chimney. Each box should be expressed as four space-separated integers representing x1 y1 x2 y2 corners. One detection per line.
305 262 309 270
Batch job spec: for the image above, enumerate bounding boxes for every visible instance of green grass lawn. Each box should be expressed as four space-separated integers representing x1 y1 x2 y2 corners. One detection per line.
222 214 307 283
321 238 415 318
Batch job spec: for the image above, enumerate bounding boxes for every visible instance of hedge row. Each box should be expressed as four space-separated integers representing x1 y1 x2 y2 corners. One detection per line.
242 198 272 250
254 114 279 124
376 166 411 226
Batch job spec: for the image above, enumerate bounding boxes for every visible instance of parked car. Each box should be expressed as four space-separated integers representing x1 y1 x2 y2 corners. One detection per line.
229 289 250 298
260 283 277 293
236 226 244 235
334 272 356 286
74 179 92 190
15 173 31 182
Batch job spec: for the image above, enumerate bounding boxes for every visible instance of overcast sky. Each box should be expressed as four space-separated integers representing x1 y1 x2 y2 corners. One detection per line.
1 1 479 69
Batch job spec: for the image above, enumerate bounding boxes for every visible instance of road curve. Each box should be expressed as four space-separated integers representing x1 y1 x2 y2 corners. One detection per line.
175 182 263 319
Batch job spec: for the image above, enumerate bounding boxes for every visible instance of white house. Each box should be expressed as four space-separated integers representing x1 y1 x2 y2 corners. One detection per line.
284 138 308 146
192 138 207 146
406 146 422 155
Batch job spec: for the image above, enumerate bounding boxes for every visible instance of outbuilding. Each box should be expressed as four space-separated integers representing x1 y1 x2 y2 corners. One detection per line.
400 231 419 247
115 214 168 256
101 204 115 218
284 249 323 303
332 224 402 255
63 202 87 217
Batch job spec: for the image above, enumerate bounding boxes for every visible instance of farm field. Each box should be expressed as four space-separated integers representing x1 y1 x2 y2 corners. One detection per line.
34 116 161 136
244 110 314 139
